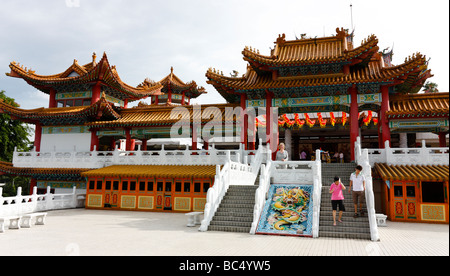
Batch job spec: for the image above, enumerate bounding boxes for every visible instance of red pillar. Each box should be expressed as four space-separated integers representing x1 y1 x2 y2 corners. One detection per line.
181 92 185 105
439 132 447 147
349 86 359 161
380 85 391 148
29 178 37 195
49 88 57 108
192 126 198 151
34 123 42 152
125 129 132 151
265 91 278 160
142 139 148 151
92 82 102 103
90 129 99 151
124 99 128 109
240 93 248 150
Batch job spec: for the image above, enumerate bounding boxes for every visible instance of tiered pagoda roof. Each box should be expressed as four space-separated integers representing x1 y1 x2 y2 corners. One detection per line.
138 67 207 101
6 52 163 102
206 28 432 103
0 93 120 125
243 28 378 73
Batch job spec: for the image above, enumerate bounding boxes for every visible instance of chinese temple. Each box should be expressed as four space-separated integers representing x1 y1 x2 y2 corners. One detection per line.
0 28 448 227
206 28 440 160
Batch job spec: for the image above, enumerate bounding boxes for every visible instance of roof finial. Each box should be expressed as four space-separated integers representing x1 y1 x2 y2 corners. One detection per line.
92 52 97 64
171 66 173 74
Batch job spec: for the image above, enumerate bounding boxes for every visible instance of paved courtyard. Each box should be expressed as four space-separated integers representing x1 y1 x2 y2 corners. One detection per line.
0 208 448 256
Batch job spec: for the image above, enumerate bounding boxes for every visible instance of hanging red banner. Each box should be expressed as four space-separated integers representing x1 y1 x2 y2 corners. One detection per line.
294 114 305 127
330 112 336 126
363 110 373 126
317 113 327 128
342 112 348 126
282 114 295 127
305 113 316 127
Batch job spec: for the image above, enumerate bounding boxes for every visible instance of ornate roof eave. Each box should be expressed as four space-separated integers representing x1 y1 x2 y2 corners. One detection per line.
85 103 240 129
242 32 379 70
6 53 163 101
374 163 449 182
0 93 121 125
386 92 449 119
0 161 90 180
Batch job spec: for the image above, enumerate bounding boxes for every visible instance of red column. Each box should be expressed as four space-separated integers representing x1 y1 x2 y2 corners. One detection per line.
265 91 278 160
92 82 102 103
124 99 128 109
29 178 37 195
142 139 148 151
34 123 42 152
90 129 99 151
240 93 248 150
192 126 198 151
439 132 447 147
181 92 185 105
349 86 359 161
49 88 57 108
125 129 132 151
380 85 391 148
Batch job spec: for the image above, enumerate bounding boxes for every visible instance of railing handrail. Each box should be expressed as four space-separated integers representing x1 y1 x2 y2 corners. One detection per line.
0 186 85 217
12 145 262 168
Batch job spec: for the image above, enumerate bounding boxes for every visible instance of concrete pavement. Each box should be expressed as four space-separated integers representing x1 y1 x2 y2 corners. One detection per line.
0 208 448 256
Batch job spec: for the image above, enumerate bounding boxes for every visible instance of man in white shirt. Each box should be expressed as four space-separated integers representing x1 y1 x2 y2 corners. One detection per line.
349 165 366 218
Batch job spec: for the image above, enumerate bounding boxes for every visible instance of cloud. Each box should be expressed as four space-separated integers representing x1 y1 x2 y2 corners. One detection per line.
0 0 448 109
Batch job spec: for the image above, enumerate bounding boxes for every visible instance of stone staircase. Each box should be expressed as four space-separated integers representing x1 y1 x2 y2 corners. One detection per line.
208 185 258 233
319 163 371 240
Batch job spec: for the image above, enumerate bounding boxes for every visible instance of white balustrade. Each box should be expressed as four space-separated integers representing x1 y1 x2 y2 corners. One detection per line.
366 140 449 166
12 144 256 169
0 186 85 217
355 137 380 242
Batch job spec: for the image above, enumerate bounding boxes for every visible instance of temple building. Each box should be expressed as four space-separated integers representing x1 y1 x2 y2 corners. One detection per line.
0 28 448 226
0 53 222 213
206 28 441 160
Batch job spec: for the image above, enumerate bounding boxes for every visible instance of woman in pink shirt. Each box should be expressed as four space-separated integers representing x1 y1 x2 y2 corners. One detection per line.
329 176 346 226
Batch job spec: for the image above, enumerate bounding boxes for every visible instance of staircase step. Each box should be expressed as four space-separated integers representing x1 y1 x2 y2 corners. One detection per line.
208 225 251 233
212 215 254 223
319 231 372 240
214 210 254 217
207 185 257 233
210 220 252 228
217 203 255 209
320 164 371 240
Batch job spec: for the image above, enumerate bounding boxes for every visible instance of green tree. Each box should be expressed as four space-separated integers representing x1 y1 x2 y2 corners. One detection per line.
0 90 33 196
422 81 439 93
0 90 33 162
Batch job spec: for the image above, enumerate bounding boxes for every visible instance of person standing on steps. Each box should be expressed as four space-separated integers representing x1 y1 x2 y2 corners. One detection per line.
349 165 366 218
275 143 288 169
330 176 346 226
275 143 288 161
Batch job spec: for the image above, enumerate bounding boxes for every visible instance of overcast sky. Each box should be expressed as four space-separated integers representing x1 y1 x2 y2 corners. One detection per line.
0 0 448 109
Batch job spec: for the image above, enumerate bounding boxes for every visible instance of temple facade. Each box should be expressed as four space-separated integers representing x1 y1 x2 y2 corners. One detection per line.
0 28 448 225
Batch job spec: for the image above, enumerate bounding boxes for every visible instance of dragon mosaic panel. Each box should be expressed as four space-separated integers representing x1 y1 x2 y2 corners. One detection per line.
256 184 314 237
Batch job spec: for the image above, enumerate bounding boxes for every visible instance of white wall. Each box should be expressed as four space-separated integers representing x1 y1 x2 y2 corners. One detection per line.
41 133 91 152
